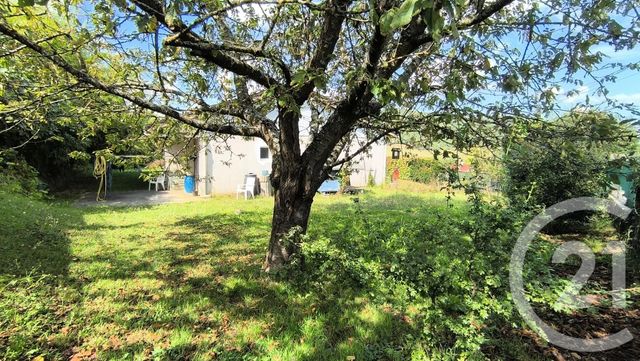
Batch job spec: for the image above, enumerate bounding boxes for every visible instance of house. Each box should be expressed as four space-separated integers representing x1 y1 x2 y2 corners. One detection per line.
164 134 387 196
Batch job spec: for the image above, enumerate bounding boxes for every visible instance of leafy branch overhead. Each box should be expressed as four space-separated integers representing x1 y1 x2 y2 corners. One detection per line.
380 0 450 38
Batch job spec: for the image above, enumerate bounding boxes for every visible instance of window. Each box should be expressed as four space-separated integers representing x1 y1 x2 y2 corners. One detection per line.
259 147 269 159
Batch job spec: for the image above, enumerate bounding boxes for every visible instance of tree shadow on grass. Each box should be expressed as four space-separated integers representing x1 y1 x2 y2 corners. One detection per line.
0 194 86 277
0 192 459 359
0 193 89 360
81 200 421 360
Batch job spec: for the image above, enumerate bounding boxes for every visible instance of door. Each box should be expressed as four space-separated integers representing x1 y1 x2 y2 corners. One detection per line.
205 148 213 195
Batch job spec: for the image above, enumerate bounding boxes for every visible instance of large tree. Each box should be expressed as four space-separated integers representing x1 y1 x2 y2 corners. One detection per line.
1 0 638 270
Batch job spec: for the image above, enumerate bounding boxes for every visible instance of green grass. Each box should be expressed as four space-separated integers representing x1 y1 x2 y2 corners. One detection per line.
110 170 148 192
1 190 460 360
3 188 628 360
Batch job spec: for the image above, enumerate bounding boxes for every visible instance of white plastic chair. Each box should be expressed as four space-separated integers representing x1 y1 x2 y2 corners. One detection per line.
236 176 256 199
149 174 166 191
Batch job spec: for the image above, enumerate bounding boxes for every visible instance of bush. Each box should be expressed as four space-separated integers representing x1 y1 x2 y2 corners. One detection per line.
0 150 45 197
285 193 523 359
387 156 449 184
406 158 448 184
503 111 638 217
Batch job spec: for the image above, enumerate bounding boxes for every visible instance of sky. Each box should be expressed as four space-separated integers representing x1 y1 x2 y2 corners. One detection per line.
69 0 640 121
560 48 640 107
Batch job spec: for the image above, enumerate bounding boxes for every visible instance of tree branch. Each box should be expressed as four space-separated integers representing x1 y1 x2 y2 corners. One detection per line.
164 38 282 88
0 32 70 58
325 130 391 170
132 0 284 87
304 0 516 181
293 0 353 104
0 21 262 138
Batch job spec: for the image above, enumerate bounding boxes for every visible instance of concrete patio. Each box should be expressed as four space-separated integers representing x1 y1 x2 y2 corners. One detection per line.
75 190 207 207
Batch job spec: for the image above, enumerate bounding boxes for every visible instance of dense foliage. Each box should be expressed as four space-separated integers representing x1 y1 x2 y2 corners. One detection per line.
0 149 43 196
503 111 639 210
294 196 523 358
388 156 450 185
0 13 192 190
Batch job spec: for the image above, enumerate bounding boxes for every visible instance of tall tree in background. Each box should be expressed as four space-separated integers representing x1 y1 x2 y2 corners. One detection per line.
1 0 638 270
0 13 166 187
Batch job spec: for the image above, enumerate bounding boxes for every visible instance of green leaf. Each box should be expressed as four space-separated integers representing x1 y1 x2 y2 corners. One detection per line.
291 70 307 88
551 52 565 70
368 0 379 24
442 0 458 19
379 0 419 35
165 4 180 27
422 6 444 40
450 22 459 39
48 135 65 142
17 0 35 6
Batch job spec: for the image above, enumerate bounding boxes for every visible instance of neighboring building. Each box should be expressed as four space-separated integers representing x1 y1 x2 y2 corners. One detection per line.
164 134 387 196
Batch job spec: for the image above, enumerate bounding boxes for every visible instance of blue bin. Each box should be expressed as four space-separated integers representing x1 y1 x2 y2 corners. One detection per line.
318 179 340 194
184 175 195 193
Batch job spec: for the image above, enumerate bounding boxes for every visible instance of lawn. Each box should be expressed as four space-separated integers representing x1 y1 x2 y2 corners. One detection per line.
0 188 637 360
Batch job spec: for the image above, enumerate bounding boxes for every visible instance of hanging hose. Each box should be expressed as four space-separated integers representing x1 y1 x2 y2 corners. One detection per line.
93 155 107 202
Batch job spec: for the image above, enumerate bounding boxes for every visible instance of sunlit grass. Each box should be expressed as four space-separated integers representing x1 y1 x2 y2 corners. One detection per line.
1 188 468 360
4 185 635 360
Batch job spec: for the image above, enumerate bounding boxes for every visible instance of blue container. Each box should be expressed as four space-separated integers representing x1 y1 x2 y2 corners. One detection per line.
184 175 195 193
317 179 340 194
613 166 636 207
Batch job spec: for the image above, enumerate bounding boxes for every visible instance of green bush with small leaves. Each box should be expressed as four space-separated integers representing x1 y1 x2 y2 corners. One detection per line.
504 111 639 218
0 150 45 197
387 156 450 184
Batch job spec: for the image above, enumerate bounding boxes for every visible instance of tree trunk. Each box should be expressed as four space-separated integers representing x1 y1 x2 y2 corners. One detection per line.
263 169 315 272
262 106 336 272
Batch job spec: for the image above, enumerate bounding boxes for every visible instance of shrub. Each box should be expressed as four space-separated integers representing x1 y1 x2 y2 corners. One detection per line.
406 158 448 184
503 111 638 215
387 155 449 184
367 171 376 187
0 150 45 197
288 192 524 359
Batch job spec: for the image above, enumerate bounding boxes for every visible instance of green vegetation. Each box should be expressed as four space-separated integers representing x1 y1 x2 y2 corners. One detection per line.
110 170 150 192
0 149 45 196
0 189 512 360
387 156 450 185
2 0 640 358
4 187 636 360
504 111 639 210
3 0 639 271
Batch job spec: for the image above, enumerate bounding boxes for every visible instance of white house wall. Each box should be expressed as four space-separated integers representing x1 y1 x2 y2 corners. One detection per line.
190 135 386 196
348 141 387 187
194 137 272 195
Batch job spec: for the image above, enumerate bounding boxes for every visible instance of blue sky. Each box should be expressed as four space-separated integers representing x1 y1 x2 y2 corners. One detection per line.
71 0 640 121
561 45 640 107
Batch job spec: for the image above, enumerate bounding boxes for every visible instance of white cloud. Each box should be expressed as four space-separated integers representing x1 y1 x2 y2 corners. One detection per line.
233 3 276 22
610 93 640 104
556 91 640 109
507 0 535 12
